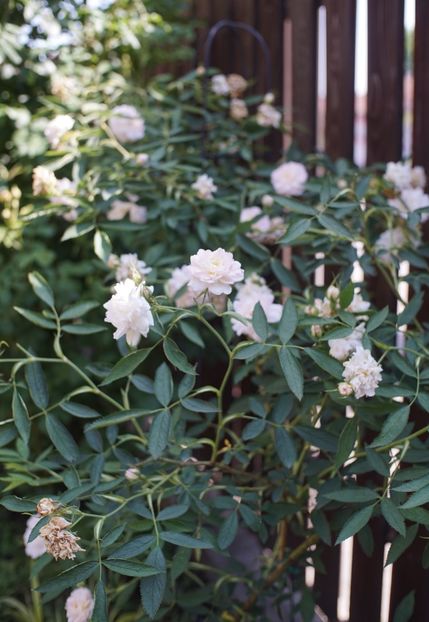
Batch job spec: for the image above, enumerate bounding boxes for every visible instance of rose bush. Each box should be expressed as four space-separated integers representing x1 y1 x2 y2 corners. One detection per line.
1 61 429 622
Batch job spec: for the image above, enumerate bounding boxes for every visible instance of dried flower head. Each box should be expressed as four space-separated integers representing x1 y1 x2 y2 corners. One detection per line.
37 497 59 516
40 516 85 561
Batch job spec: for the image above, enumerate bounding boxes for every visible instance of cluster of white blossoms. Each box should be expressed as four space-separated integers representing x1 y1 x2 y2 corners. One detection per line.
232 275 282 341
191 174 218 200
339 348 383 399
256 93 282 128
104 279 154 347
108 104 145 143
107 194 147 223
107 253 151 282
211 73 247 97
374 226 415 263
240 206 285 244
32 166 79 220
271 161 308 196
384 161 429 221
23 515 47 559
307 285 370 322
44 114 74 149
32 165 58 196
65 587 94 622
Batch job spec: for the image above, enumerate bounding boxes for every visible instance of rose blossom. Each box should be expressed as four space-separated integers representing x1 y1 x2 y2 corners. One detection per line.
230 98 248 121
262 194 274 207
125 467 139 480
188 248 244 296
271 162 308 196
398 188 429 220
240 206 285 244
328 323 365 361
256 103 282 128
211 74 230 96
227 73 247 97
32 166 58 196
232 275 282 341
107 194 147 223
342 348 382 399
338 382 353 397
384 161 412 190
108 253 151 282
40 517 84 561
108 105 145 143
191 174 217 200
375 227 408 262
65 587 94 622
44 114 74 149
165 265 195 308
23 515 47 559
347 290 371 314
410 165 426 189
104 279 154 347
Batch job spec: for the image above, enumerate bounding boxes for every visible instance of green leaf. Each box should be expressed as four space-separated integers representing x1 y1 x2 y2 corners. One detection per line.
217 512 238 550
252 302 268 341
92 580 108 622
365 446 390 477
335 417 358 468
149 411 171 458
60 401 100 419
108 535 154 559
101 349 151 385
304 348 344 379
163 338 196 374
279 219 311 245
38 561 98 593
400 483 429 509
87 409 151 430
381 498 406 537
278 347 303 400
295 426 337 452
393 591 415 622
103 559 160 578
60 301 99 321
370 406 410 448
160 531 213 549
157 504 189 521
14 307 56 329
28 272 54 308
275 428 297 469
339 282 355 309
311 510 331 545
94 229 112 263
242 419 266 440
318 214 353 240
25 360 49 410
397 292 423 325
61 223 94 241
278 299 297 344
386 525 418 566
335 506 374 544
236 233 270 260
62 323 105 335
12 389 30 445
154 364 173 407
233 342 267 360
140 547 166 620
324 488 379 503
366 306 389 332
270 258 300 291
46 414 80 463
180 321 204 347
180 397 218 413
0 496 36 512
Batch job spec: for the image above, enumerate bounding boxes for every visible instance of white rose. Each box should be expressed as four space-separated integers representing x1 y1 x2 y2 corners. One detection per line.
230 98 248 121
240 207 285 244
191 174 217 200
107 196 147 223
112 253 151 282
211 74 230 96
338 382 353 397
125 467 139 480
384 161 412 190
328 323 365 361
262 194 274 207
227 73 247 97
165 265 195 308
104 279 154 347
400 188 429 220
32 166 58 196
271 162 308 196
342 348 382 399
256 103 282 128
109 105 145 143
23 515 46 559
410 165 426 189
65 587 94 622
188 248 244 296
232 274 282 341
347 290 370 314
375 227 408 262
44 114 74 149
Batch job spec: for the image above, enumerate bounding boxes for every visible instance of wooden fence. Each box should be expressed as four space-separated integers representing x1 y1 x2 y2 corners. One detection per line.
191 1 429 621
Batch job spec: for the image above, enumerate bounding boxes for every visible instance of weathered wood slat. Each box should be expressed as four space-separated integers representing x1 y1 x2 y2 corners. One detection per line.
325 0 356 161
413 0 429 174
314 545 341 621
288 0 318 153
366 0 404 164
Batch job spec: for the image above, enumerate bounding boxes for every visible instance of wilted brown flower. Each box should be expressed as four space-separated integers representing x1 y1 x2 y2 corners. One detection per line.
227 73 247 97
40 517 85 561
37 497 59 516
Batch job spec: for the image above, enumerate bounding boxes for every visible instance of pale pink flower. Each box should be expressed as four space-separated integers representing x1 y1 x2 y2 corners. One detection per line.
188 248 244 296
271 162 308 196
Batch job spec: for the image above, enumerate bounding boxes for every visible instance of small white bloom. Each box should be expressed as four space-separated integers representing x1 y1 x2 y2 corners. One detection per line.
230 98 248 121
311 324 322 338
329 323 365 361
104 279 154 347
23 515 46 559
410 165 426 189
400 187 429 220
256 103 282 128
109 105 145 143
271 162 308 196
375 227 408 262
264 92 275 104
165 265 195 308
44 114 74 149
136 153 149 166
262 194 274 207
384 161 412 190
125 467 139 480
211 74 230 96
240 206 285 244
227 73 247 97
107 196 147 223
338 382 353 397
192 174 217 200
65 587 94 622
50 177 78 214
232 274 282 341
342 348 382 399
32 166 58 196
109 253 151 282
347 290 371 314
188 248 244 296
326 286 340 301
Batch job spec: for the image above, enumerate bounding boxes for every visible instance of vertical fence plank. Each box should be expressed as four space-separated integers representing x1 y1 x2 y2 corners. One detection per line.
288 0 318 153
366 0 404 164
413 0 429 174
193 0 212 66
324 0 356 160
229 0 256 78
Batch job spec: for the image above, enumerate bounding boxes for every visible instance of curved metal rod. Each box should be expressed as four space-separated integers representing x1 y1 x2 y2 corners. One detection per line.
203 19 272 92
